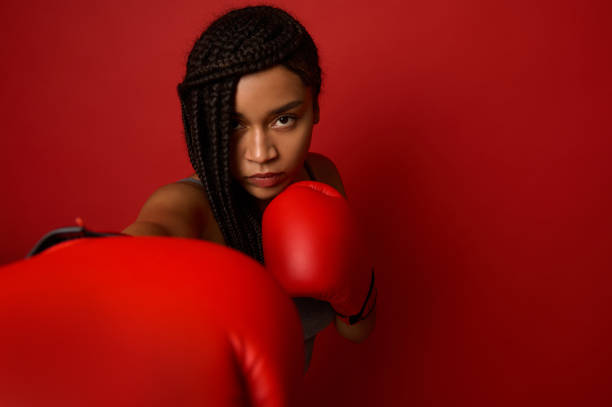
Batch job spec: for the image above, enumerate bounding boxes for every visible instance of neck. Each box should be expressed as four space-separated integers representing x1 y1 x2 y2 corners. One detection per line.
257 198 271 213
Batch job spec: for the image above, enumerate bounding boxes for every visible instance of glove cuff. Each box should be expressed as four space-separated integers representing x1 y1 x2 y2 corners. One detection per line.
27 225 128 258
337 269 377 325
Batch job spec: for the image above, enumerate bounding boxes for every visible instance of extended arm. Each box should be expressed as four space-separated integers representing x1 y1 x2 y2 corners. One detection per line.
122 182 208 238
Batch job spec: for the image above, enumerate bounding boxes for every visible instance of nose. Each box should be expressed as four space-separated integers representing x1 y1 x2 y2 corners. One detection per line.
244 127 278 164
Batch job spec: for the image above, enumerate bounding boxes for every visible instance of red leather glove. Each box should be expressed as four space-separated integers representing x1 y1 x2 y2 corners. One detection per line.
0 237 303 407
262 181 377 325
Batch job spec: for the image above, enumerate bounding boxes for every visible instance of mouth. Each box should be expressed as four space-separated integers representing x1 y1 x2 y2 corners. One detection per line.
246 172 285 188
248 172 283 178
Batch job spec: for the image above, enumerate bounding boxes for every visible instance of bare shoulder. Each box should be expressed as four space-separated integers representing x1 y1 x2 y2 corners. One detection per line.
306 152 347 198
123 179 210 238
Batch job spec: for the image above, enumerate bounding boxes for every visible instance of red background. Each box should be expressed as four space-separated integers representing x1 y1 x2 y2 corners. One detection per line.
1 0 611 405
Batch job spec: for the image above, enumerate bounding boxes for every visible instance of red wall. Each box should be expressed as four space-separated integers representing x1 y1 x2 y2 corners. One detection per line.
1 0 611 405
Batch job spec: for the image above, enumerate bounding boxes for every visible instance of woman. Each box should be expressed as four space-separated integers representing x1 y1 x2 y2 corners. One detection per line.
123 5 375 371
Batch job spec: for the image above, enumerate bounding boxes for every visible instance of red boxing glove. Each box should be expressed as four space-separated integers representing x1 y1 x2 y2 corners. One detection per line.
0 237 303 407
262 181 376 325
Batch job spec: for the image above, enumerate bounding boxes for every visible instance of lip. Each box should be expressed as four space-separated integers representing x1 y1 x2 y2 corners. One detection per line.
247 172 285 188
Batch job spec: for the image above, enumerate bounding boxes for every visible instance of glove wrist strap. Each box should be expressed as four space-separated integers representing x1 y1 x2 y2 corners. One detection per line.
27 225 128 258
337 269 377 325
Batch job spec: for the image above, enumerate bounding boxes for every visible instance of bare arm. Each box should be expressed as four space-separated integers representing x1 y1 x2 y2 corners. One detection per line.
122 221 172 236
307 152 348 198
122 182 208 238
335 308 376 343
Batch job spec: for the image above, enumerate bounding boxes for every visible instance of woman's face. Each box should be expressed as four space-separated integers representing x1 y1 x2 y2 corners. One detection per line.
230 65 316 202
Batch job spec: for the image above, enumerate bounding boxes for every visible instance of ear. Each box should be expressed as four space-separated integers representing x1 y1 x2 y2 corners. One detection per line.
313 101 320 124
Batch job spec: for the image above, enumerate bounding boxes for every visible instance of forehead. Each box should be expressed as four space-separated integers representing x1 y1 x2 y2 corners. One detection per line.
234 65 308 115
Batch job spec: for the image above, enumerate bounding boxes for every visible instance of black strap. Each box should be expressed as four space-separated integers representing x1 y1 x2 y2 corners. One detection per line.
337 269 377 325
26 226 125 258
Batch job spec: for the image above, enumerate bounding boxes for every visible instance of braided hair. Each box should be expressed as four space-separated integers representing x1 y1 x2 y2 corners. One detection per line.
177 6 321 264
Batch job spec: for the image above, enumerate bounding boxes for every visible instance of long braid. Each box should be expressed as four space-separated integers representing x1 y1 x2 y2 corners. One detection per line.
178 6 321 264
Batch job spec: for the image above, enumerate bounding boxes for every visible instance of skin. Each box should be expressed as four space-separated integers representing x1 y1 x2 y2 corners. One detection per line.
230 65 316 211
123 65 375 343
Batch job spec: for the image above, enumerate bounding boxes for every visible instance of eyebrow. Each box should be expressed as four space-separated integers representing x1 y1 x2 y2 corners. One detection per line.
235 100 304 118
269 100 303 115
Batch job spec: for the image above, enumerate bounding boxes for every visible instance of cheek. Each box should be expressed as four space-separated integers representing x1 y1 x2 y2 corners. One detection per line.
296 125 313 154
283 127 312 169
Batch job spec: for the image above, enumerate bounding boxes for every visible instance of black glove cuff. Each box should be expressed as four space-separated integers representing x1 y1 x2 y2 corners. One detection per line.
27 226 125 258
337 269 377 325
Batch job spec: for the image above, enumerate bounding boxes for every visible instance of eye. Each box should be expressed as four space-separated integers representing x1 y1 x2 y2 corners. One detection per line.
272 115 297 128
231 119 245 132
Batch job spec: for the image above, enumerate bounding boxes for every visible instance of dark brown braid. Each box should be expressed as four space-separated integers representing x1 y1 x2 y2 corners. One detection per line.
177 6 321 264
